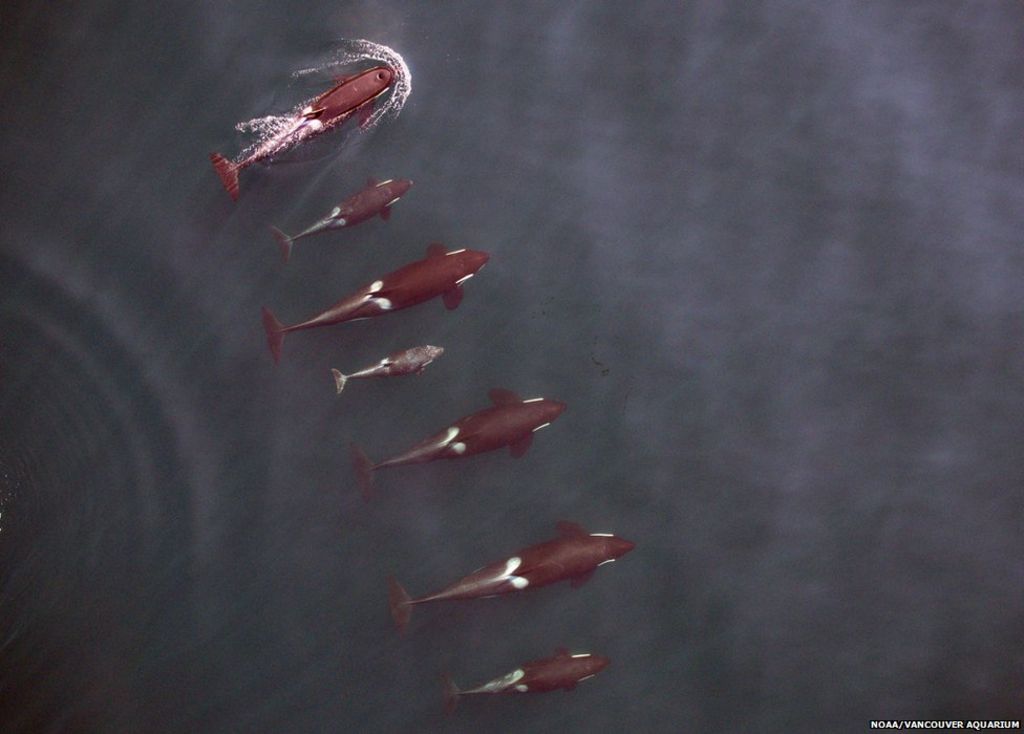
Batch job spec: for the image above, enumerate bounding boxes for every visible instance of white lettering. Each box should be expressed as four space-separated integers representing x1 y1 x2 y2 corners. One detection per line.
868 723 1019 732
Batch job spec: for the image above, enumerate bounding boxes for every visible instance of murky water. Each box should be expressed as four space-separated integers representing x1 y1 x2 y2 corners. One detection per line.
2 2 1023 732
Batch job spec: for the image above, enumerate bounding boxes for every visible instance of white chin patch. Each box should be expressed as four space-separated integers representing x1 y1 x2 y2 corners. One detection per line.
451 441 466 454
509 576 529 589
335 217 347 227
532 422 551 433
307 119 324 131
373 297 393 310
514 684 529 693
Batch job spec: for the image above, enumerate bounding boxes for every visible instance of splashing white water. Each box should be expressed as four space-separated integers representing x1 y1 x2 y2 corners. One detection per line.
295 39 412 130
233 39 411 162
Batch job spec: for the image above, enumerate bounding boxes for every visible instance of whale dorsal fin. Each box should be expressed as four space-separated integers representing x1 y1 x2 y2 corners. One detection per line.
489 388 521 406
427 242 447 258
557 521 588 538
443 286 463 310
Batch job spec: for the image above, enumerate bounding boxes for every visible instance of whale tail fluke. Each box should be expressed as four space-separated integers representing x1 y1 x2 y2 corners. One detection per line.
331 369 348 395
441 673 461 715
351 443 375 501
261 307 285 364
388 576 412 634
270 226 294 264
210 153 240 201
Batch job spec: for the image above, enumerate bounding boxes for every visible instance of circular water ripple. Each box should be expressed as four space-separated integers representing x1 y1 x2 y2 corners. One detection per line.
0 253 194 731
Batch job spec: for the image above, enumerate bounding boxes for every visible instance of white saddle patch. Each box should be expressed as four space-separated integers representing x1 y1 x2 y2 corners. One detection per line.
514 684 529 692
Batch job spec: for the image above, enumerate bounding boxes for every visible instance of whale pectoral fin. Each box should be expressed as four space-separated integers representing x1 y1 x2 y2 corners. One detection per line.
380 206 391 221
509 434 533 458
427 242 448 258
570 569 595 589
489 388 522 406
442 286 463 311
556 521 589 538
358 100 375 129
303 106 325 120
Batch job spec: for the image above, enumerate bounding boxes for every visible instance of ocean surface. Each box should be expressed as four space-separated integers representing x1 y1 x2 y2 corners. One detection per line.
2 2 1023 732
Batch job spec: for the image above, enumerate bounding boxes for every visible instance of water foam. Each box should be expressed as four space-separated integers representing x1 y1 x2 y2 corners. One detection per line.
234 39 411 161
